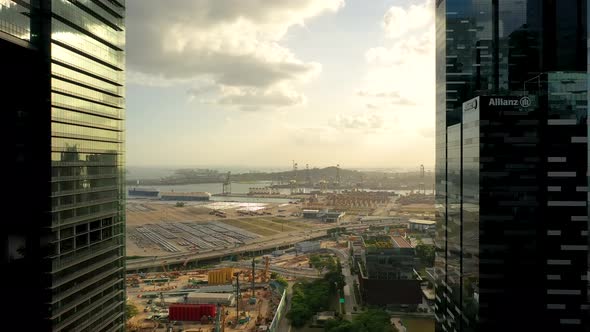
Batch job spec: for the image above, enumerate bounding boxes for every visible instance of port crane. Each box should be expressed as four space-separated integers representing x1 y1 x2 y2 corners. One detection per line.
222 171 231 195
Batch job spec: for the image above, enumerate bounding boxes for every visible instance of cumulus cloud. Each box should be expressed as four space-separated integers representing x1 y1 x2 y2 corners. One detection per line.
127 0 343 109
359 0 434 110
382 0 433 39
187 85 219 96
217 85 307 107
365 32 432 66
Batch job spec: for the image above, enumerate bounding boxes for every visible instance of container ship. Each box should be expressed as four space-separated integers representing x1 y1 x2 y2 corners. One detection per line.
128 187 160 198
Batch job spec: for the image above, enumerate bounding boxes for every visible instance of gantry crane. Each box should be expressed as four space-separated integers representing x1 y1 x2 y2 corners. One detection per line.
222 172 231 195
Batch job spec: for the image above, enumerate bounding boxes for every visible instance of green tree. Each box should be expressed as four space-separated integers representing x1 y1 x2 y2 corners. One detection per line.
415 244 435 266
275 276 288 289
352 309 397 332
126 302 139 320
324 309 398 332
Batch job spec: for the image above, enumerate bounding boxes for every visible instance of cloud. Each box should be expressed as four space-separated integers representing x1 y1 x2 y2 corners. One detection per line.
356 89 416 106
382 0 433 39
365 32 432 66
359 0 434 109
127 0 343 109
187 85 219 96
357 90 400 98
419 127 435 138
331 112 384 132
216 85 307 107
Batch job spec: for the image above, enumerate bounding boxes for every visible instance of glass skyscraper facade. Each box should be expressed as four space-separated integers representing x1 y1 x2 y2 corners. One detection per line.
436 1 589 331
2 1 125 331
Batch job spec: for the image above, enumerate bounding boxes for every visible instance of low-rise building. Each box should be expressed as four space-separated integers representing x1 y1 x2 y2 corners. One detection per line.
295 241 321 253
408 219 436 232
302 209 320 218
358 235 422 309
186 292 236 306
321 211 345 223
312 311 336 326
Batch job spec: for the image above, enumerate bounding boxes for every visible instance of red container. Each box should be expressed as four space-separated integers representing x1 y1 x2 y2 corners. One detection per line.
169 303 217 321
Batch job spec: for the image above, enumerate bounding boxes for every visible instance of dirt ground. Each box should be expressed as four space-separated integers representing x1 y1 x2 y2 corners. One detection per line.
126 200 314 257
126 267 286 332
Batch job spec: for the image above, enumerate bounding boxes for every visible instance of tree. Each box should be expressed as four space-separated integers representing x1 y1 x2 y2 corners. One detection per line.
126 302 139 320
352 309 397 332
415 244 435 267
324 309 398 332
275 276 288 289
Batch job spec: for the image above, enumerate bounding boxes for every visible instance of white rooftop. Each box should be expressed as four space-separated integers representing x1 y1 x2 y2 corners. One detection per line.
409 219 436 225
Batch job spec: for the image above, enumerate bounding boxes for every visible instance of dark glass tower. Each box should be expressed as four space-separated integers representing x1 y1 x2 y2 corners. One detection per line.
435 1 589 331
2 1 126 331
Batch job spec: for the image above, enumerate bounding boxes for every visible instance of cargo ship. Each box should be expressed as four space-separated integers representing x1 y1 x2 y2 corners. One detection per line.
128 187 160 198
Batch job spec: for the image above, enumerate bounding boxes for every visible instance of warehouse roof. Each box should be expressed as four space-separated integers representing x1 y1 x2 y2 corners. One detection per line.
391 236 412 248
409 219 436 225
187 292 234 299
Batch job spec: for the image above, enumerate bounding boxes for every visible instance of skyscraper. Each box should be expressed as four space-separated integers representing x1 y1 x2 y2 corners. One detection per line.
435 1 589 331
2 1 126 330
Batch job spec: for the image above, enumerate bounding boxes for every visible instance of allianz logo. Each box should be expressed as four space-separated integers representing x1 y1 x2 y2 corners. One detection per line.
488 96 531 108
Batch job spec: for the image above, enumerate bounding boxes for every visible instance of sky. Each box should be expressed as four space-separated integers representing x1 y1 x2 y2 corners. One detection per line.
125 0 435 170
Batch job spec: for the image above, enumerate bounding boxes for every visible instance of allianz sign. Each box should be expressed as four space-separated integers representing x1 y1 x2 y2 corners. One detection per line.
488 96 531 108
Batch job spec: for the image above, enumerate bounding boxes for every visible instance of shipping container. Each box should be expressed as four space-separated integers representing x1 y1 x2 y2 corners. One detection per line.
168 303 217 321
207 268 233 285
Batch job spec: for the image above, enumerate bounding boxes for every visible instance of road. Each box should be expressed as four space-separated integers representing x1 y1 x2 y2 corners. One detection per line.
277 282 294 332
127 228 329 271
126 219 408 272
326 247 359 321
218 261 321 279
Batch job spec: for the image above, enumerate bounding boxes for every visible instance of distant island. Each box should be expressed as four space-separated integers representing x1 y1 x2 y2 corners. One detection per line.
125 166 434 191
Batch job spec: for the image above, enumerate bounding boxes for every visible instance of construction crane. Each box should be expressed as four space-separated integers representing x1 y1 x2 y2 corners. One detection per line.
335 164 341 189
290 161 298 195
319 179 328 193
251 258 256 297
419 164 425 194
292 160 298 181
215 304 227 332
262 256 270 282
255 297 264 326
222 172 231 195
305 164 312 186
159 292 165 307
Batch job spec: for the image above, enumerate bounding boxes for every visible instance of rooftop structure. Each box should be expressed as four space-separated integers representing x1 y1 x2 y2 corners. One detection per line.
391 236 412 248
408 219 436 226
186 292 236 306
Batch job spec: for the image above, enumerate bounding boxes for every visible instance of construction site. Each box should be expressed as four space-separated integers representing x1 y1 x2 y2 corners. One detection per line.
126 255 304 332
126 199 312 257
125 164 434 259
